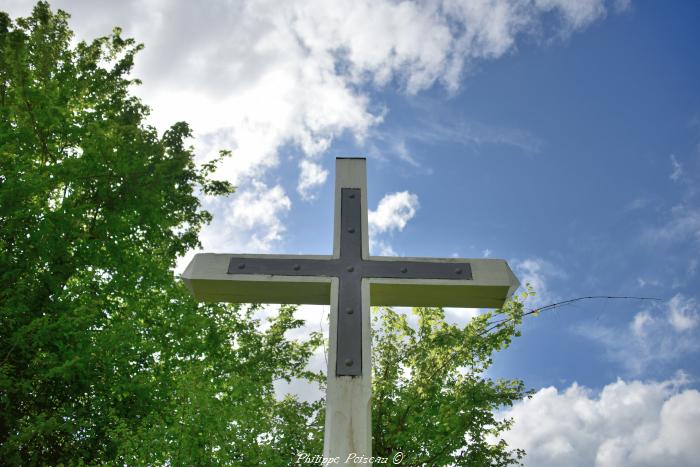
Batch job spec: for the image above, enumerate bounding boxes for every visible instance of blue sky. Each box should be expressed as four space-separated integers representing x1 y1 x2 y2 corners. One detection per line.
7 1 700 464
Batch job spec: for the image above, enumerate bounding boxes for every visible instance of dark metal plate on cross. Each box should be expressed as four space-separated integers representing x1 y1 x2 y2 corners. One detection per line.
226 188 472 376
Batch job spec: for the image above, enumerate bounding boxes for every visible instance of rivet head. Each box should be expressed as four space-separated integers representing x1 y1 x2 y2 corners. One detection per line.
401 267 408 273
293 264 301 271
349 193 355 199
455 268 463 274
346 307 354 314
346 266 354 272
238 263 246 269
344 359 353 367
347 227 355 233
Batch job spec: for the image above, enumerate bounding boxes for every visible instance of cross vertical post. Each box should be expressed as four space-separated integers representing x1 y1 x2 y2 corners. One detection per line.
324 158 372 458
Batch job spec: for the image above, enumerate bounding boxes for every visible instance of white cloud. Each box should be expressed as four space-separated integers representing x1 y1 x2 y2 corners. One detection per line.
391 139 426 171
297 160 329 200
293 0 455 94
229 184 290 250
4 0 623 253
379 114 544 159
483 248 492 258
513 257 564 308
534 0 606 32
175 182 293 273
614 0 633 13
174 180 292 273
368 191 419 234
643 205 700 246
630 310 652 337
373 240 398 257
500 374 700 467
636 277 661 288
667 294 699 332
6 0 620 166
444 307 481 325
670 154 683 182
367 191 419 256
625 197 648 211
575 294 700 374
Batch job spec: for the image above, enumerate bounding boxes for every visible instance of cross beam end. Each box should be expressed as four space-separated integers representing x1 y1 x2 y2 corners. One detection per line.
367 256 519 308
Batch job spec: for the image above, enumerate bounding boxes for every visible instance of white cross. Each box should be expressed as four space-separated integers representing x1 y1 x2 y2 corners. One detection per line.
182 158 520 462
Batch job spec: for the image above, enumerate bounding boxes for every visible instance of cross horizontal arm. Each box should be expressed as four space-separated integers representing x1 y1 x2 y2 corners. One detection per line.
182 253 519 308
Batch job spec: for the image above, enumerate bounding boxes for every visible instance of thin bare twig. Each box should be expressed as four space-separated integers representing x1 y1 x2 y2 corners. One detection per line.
479 295 663 337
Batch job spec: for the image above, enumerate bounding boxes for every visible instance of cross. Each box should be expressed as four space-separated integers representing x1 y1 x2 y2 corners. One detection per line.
182 158 520 462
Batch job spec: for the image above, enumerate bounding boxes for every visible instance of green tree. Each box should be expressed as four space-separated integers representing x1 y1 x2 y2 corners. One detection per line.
0 3 323 465
371 301 529 466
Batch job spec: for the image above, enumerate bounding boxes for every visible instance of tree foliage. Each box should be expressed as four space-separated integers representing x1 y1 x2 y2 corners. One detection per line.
372 302 529 466
0 3 323 464
1 2 529 465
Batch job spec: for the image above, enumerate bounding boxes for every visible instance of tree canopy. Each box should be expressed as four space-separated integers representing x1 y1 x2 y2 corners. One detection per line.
0 3 324 464
1 2 529 465
372 303 528 465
